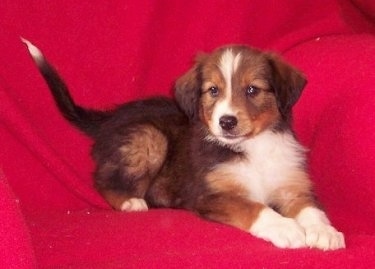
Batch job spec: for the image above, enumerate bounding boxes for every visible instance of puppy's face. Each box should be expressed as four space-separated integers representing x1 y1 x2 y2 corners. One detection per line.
175 46 306 146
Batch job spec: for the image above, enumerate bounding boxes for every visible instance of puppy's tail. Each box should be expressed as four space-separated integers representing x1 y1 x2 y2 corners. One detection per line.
21 38 110 136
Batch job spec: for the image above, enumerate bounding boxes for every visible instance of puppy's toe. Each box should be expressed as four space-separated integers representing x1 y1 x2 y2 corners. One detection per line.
250 208 306 249
261 218 306 249
305 224 345 250
121 198 148 212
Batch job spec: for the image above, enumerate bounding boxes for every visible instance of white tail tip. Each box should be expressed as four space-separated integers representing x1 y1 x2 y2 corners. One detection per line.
20 37 44 64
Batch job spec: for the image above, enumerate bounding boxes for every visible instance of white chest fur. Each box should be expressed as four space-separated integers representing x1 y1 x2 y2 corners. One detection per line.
219 131 306 203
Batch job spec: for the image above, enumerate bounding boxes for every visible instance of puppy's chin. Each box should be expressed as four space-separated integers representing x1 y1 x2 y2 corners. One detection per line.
204 131 249 152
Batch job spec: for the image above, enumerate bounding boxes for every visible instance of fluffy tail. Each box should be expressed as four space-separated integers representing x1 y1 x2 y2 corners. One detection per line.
21 38 110 136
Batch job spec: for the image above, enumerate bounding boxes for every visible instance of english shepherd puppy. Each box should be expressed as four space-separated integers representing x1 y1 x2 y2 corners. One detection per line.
23 39 344 250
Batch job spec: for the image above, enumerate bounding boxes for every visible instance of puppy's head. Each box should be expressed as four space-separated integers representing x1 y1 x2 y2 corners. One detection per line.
175 45 306 146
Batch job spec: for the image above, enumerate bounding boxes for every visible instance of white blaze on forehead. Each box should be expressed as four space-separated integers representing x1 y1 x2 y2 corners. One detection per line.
210 49 242 138
218 49 242 95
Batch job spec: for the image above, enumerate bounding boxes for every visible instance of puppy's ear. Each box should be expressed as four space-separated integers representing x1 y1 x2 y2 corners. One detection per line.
174 59 203 121
268 54 307 120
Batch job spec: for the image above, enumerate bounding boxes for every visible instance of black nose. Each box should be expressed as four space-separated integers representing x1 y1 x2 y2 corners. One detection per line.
219 115 238 130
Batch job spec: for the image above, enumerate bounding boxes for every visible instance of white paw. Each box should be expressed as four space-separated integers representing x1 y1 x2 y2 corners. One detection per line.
120 198 148 212
250 208 306 249
304 224 345 250
296 207 345 250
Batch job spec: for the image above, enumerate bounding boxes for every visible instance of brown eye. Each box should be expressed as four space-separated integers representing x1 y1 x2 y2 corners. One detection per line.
246 85 260 97
209 86 219 97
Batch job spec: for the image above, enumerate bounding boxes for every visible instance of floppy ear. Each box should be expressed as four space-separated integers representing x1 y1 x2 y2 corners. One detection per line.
174 63 202 121
268 54 307 120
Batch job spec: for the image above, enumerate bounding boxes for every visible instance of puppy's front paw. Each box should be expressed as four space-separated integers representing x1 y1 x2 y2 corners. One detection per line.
296 207 345 250
304 224 345 250
250 208 306 249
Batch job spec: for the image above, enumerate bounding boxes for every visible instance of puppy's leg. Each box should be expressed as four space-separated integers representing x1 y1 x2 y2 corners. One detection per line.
94 124 168 212
197 192 306 248
270 171 345 250
199 177 306 248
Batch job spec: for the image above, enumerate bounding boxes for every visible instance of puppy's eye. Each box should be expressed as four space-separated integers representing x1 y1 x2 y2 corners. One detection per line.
246 85 260 97
209 86 219 97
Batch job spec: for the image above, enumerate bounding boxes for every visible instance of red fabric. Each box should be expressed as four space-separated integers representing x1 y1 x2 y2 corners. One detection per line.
1 1 374 268
0 173 36 268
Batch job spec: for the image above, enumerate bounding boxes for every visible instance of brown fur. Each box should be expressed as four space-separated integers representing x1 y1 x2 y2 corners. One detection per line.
200 168 265 230
119 124 167 180
269 170 318 218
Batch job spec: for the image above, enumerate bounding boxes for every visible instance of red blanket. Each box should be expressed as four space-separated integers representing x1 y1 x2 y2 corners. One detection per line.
1 1 375 268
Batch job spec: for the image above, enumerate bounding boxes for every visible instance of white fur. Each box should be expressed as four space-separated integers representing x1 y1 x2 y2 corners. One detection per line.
218 49 241 94
249 207 306 248
217 130 306 203
296 207 345 250
120 198 148 212
211 49 242 142
21 37 44 65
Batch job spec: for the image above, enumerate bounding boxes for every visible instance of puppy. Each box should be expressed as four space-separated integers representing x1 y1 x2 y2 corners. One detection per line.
23 39 345 250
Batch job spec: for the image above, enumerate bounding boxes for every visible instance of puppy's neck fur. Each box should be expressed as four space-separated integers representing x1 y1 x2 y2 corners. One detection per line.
203 123 293 154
